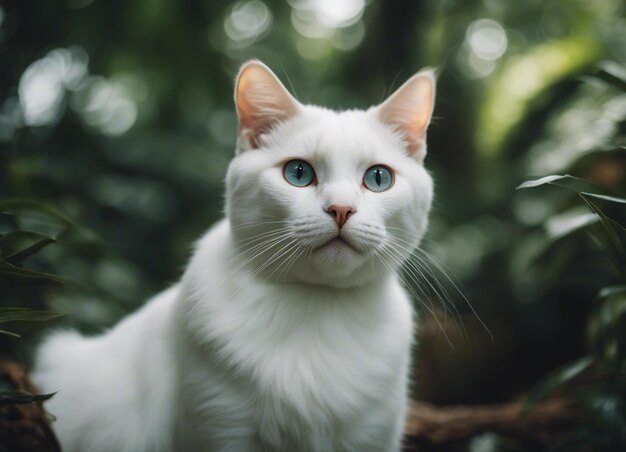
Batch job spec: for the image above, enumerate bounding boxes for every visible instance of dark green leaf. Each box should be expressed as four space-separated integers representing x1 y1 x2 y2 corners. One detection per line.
580 193 626 272
4 237 57 264
517 174 614 196
0 329 21 338
0 200 73 228
0 230 56 243
580 192 626 205
0 307 65 324
0 260 69 283
0 390 56 406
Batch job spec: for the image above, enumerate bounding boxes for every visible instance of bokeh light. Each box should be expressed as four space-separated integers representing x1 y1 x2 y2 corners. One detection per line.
18 48 88 126
289 0 366 57
290 0 364 31
224 0 272 44
459 19 507 79
70 74 143 137
467 19 507 61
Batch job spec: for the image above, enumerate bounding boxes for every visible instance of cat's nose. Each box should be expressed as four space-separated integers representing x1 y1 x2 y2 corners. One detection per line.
325 205 356 228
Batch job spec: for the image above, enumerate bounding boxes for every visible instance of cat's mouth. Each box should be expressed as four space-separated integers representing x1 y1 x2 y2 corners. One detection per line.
319 235 359 253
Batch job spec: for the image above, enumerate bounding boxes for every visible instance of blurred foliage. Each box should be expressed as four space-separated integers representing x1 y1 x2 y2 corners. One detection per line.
0 0 625 450
518 172 626 450
0 200 69 405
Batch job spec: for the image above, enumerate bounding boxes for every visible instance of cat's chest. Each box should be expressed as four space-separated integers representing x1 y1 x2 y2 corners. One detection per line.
191 279 413 413
178 277 413 450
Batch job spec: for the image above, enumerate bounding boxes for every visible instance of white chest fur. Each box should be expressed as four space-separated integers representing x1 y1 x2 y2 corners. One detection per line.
174 222 415 451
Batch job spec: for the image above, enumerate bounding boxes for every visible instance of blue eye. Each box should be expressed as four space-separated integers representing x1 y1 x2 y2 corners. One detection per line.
363 165 394 192
283 160 315 187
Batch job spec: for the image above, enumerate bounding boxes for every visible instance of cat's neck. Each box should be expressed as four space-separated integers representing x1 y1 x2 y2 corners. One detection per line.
182 219 395 307
180 220 403 339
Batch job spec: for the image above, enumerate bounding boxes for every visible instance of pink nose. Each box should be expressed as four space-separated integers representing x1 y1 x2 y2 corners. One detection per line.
325 205 356 228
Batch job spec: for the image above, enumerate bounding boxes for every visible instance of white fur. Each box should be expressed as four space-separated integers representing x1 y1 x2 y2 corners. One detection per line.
33 62 435 452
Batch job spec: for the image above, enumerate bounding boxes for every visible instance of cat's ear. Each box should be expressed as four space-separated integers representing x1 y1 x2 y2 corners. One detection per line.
235 60 300 151
375 69 436 161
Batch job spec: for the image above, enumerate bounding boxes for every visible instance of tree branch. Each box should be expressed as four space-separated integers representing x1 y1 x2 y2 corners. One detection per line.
404 397 583 449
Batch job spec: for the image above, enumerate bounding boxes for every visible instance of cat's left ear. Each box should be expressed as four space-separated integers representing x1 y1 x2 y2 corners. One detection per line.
235 60 301 151
374 69 436 162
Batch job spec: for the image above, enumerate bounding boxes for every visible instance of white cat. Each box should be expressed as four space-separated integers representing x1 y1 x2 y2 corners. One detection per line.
33 60 436 452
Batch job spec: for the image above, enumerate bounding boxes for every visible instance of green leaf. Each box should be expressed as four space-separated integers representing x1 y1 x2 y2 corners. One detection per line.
0 200 73 228
599 285 626 299
0 307 65 324
0 329 21 338
517 174 614 196
580 193 626 273
0 260 69 284
522 355 595 415
0 390 56 406
545 210 599 240
0 308 64 338
517 174 571 189
580 192 626 204
0 230 56 244
4 237 57 264
596 60 626 91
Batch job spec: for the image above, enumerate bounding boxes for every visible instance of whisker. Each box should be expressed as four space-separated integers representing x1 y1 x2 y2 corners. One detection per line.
231 220 290 231
386 229 493 343
375 246 454 347
388 244 450 309
225 238 300 303
250 238 300 279
416 247 493 343
390 235 466 317
184 232 297 322
267 241 302 282
277 243 310 282
388 238 461 318
386 240 464 346
232 227 292 250
220 232 297 288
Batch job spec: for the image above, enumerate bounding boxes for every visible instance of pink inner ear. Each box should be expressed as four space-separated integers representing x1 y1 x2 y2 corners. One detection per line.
238 90 291 148
402 127 426 156
377 72 435 158
235 62 299 150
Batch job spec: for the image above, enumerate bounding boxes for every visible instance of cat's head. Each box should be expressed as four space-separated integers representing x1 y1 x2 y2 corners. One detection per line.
225 61 435 289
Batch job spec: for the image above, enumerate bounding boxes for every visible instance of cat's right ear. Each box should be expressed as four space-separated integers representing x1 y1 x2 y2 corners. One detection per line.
235 60 300 151
374 69 436 162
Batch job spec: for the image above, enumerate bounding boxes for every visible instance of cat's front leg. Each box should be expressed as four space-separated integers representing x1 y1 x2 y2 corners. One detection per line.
349 362 410 452
388 400 410 452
